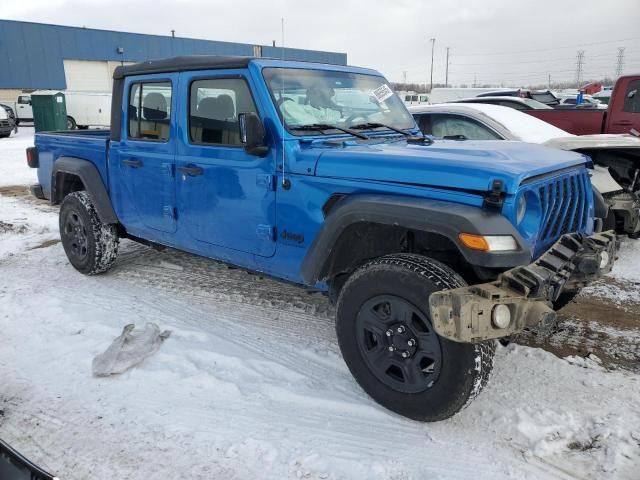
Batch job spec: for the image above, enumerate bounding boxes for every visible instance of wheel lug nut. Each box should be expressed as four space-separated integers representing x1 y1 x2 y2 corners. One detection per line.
396 326 405 334
401 351 410 358
407 339 416 347
385 329 393 337
388 346 395 352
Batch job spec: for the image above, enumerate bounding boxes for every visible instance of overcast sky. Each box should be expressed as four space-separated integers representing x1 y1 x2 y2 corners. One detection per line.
4 0 640 87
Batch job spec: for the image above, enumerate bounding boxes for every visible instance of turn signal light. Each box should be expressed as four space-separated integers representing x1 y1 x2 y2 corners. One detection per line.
459 233 518 252
459 233 490 252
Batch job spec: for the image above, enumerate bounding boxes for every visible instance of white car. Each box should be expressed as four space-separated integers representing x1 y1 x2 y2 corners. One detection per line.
558 94 608 109
410 102 640 235
0 105 14 138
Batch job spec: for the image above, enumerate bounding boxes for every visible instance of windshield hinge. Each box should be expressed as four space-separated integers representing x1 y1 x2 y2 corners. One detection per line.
483 179 505 210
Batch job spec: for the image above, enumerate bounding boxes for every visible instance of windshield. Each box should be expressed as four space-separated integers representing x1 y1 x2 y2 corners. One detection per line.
520 98 553 109
531 92 559 105
263 68 416 133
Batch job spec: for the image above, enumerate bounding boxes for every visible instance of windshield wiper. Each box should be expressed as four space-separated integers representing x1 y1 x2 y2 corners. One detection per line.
349 122 412 136
289 123 369 140
350 122 432 144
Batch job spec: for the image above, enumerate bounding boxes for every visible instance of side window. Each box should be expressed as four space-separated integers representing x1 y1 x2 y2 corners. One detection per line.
128 81 172 141
431 114 501 140
564 98 577 105
623 80 640 113
189 78 257 146
414 113 433 134
18 96 30 105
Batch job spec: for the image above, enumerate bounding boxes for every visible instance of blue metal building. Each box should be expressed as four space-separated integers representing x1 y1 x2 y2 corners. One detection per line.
0 20 347 90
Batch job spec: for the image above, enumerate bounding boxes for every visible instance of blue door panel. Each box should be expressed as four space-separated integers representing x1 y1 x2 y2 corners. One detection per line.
108 73 179 235
175 69 277 257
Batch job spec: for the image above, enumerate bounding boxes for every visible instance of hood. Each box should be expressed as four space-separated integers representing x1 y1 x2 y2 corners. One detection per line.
314 139 588 194
543 134 640 151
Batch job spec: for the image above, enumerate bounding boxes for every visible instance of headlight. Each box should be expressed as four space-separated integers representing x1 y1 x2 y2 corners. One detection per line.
517 195 527 224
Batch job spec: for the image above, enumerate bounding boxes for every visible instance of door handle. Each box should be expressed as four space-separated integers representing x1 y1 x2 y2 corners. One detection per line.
614 121 633 126
122 158 143 168
179 165 204 176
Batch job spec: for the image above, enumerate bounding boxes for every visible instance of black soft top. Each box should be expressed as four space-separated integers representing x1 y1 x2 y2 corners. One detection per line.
113 55 254 79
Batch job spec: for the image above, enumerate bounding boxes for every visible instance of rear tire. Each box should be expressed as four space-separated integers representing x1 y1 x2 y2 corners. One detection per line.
59 191 119 275
67 116 77 130
336 253 495 422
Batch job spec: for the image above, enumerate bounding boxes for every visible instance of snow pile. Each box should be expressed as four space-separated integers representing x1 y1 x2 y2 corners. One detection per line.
582 238 640 303
609 238 640 283
0 127 37 187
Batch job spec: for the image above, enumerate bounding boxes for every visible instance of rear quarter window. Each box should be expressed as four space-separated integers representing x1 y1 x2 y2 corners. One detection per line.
623 80 640 113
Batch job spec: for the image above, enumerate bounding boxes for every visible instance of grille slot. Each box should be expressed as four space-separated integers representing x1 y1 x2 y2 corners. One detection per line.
534 170 589 256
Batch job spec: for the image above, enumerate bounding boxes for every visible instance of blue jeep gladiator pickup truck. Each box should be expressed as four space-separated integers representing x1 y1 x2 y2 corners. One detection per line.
27 56 617 421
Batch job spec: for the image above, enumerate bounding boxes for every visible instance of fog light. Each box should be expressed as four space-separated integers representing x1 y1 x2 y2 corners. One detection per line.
599 251 610 269
492 304 511 329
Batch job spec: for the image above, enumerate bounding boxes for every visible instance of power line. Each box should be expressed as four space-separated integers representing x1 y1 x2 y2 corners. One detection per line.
453 36 640 57
452 50 633 67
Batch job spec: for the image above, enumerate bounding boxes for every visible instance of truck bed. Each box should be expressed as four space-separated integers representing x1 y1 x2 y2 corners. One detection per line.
35 129 110 200
526 109 606 135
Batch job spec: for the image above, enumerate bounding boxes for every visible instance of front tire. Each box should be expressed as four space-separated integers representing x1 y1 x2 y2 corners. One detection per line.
59 191 119 274
336 254 494 422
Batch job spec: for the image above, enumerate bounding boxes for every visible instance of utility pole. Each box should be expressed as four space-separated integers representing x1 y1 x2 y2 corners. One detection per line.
403 71 407 87
445 47 450 87
615 47 625 78
548 73 551 90
473 75 477 88
575 50 585 89
171 29 175 38
429 38 436 92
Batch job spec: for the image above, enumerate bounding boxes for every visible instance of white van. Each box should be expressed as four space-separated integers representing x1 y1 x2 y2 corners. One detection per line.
14 91 111 129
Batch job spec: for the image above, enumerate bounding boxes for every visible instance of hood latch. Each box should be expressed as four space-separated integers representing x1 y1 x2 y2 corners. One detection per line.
483 179 505 210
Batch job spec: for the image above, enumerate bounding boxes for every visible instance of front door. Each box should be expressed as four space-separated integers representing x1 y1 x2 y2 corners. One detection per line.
111 75 178 235
176 72 276 257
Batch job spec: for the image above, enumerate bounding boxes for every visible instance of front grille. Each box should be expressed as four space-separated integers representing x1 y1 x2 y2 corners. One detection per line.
0 120 9 128
536 169 590 255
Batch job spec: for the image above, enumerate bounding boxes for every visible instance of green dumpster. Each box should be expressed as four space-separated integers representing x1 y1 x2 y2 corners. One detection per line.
31 90 68 132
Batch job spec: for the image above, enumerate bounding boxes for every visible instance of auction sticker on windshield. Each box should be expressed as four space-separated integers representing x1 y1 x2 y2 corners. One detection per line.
372 84 394 103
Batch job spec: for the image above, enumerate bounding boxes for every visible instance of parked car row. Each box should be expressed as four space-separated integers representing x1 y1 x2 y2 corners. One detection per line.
433 76 639 135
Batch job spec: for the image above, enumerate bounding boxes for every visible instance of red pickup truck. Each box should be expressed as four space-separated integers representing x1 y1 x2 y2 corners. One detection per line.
527 74 640 135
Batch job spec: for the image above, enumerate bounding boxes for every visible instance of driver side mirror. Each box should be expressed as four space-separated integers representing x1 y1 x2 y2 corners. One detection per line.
239 112 268 157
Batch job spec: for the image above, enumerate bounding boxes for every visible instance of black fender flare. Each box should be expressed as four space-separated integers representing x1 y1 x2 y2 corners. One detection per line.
300 194 532 284
51 156 118 224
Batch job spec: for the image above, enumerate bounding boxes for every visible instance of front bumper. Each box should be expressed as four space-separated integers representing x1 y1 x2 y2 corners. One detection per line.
429 231 618 343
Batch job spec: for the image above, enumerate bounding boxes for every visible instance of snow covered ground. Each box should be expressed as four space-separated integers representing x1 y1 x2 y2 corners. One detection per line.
1 128 639 479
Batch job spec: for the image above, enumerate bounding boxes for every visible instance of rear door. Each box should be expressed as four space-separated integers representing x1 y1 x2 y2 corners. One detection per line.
608 79 640 134
110 75 178 235
176 71 276 257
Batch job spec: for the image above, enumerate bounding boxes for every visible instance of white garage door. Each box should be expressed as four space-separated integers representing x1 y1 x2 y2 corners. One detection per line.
63 60 111 92
64 60 136 92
